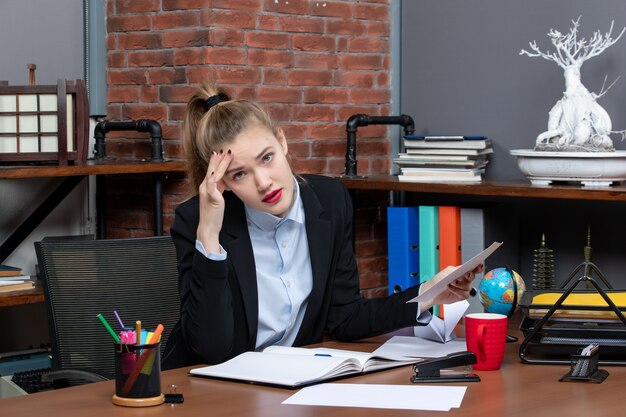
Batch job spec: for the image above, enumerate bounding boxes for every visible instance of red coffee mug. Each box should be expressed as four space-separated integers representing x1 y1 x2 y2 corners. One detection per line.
465 313 507 371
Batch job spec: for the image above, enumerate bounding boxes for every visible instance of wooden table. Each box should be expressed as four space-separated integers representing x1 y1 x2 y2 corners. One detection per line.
2 328 624 416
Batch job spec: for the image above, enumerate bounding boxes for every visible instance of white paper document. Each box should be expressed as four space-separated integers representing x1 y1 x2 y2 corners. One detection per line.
372 335 468 359
414 300 468 343
282 383 467 411
410 241 502 303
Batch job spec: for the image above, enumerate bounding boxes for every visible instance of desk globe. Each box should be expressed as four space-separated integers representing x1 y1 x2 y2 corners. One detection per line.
478 267 526 316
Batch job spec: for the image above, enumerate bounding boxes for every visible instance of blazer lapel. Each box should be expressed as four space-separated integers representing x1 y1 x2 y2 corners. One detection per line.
221 193 258 346
296 181 332 343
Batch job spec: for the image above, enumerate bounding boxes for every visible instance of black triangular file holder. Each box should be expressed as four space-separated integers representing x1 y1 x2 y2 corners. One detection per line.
519 260 626 365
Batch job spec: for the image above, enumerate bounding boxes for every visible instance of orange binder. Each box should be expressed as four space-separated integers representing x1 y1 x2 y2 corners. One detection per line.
438 206 462 318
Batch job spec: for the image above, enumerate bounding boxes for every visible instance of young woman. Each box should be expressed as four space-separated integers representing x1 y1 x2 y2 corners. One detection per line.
162 85 481 369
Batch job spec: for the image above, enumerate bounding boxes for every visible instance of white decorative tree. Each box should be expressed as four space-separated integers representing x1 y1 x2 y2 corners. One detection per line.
520 17 625 151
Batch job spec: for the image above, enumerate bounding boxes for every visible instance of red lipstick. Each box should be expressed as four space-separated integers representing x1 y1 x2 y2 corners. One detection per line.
262 189 282 204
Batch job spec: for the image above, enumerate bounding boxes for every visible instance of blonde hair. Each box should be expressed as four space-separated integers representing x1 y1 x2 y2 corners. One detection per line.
183 85 279 192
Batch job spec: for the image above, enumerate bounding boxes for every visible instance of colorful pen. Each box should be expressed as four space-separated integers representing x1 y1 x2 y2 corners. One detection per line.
113 310 125 329
135 320 141 346
97 313 121 343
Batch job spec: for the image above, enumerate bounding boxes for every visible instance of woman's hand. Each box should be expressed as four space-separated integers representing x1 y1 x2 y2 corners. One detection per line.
419 263 484 312
196 150 233 253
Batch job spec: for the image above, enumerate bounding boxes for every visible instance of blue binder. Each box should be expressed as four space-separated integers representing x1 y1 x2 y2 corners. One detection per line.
387 207 420 294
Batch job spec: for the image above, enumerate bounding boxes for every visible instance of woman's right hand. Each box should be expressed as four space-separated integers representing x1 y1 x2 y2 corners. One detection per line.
196 150 233 253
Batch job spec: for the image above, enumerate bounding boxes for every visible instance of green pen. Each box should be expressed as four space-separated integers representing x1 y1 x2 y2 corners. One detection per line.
97 313 121 343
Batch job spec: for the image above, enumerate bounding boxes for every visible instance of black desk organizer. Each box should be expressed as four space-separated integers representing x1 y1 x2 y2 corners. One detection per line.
559 348 609 383
518 259 626 366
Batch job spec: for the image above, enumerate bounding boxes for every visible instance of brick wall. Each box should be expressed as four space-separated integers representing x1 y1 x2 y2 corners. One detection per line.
105 0 392 297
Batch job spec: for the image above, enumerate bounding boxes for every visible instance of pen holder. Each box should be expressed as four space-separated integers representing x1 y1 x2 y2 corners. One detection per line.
112 343 164 407
559 348 609 383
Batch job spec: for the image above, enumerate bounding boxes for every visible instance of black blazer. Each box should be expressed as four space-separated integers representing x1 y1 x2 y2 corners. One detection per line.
162 174 419 369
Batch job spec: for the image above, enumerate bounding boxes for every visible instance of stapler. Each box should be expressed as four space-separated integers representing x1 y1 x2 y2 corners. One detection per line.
411 351 481 383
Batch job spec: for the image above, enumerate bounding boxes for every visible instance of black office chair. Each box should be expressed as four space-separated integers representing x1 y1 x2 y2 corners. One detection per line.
34 236 180 385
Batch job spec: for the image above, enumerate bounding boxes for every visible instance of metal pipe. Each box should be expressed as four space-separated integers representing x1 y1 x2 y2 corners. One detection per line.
93 119 164 161
344 114 415 178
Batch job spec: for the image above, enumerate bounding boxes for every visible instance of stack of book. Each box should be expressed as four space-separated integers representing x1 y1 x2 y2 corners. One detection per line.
0 265 34 293
394 135 493 182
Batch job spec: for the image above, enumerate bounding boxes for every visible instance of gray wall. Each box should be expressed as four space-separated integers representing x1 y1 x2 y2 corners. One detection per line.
0 0 84 84
401 0 626 179
400 1 626 287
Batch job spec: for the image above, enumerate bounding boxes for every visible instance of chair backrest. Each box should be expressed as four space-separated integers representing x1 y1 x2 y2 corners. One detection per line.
35 236 180 376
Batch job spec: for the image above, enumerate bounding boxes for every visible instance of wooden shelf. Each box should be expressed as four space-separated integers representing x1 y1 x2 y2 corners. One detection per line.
0 282 44 308
0 159 187 179
338 175 626 202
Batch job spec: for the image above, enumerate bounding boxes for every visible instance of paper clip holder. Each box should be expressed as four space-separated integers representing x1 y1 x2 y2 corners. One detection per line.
411 351 481 383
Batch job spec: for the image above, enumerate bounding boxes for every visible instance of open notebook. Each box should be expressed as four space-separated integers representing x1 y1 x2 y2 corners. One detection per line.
189 346 418 388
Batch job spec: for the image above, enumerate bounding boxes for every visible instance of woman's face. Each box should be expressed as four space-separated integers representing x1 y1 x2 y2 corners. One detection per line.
220 122 295 217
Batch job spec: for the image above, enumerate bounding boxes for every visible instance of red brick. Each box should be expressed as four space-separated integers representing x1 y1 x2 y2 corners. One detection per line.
338 105 380 121
174 48 205 65
288 70 332 86
162 0 209 11
293 34 335 51
257 14 278 30
128 50 174 67
160 85 199 103
107 15 151 32
204 10 256 29
257 86 301 103
349 37 388 53
118 33 161 50
162 29 210 48
291 105 335 122
294 53 338 69
263 69 288 85
354 4 389 20
376 72 388 87
358 271 387 290
366 21 389 36
281 124 306 140
311 139 345 156
303 87 348 104
279 16 324 33
306 123 344 139
168 104 187 121
335 71 375 87
148 68 187 84
349 88 390 104
264 104 291 122
115 0 159 14
152 11 201 30
326 19 367 35
338 54 383 70
360 138 390 153
107 86 140 103
212 0 261 10
263 0 309 14
356 239 387 258
354 125 388 139
106 104 123 120
209 28 245 46
248 50 292 67
229 86 257 100
215 67 262 84
337 37 348 52
122 104 167 121
285 140 310 158
108 52 127 68
108 69 148 85
161 122 183 139
107 34 116 49
369 156 391 174
291 158 327 174
246 32 291 49
206 48 247 65
140 86 159 102
311 1 352 18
